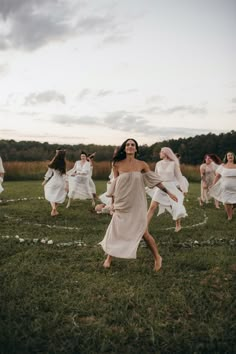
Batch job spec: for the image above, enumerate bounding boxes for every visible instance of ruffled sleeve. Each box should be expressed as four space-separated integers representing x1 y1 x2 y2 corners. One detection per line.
216 165 224 175
106 177 117 197
0 157 5 174
142 171 163 188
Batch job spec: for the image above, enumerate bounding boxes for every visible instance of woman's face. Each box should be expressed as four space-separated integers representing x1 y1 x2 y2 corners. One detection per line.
205 155 212 164
226 152 234 162
160 150 166 159
80 154 87 161
125 140 137 155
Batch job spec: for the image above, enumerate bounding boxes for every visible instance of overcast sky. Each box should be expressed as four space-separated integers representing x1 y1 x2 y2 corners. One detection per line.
0 0 235 146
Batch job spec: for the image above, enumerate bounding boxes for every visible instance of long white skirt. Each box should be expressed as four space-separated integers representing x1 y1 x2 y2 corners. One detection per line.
146 181 187 220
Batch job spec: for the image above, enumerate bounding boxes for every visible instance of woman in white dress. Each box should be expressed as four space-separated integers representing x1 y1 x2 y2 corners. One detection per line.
66 151 94 208
146 147 188 232
99 139 178 271
42 149 67 216
198 154 222 208
87 152 97 202
210 151 236 220
0 156 5 194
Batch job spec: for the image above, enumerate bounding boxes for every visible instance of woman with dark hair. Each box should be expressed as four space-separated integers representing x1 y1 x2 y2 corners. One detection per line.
210 151 236 220
0 155 5 194
99 138 178 271
66 151 94 208
42 149 67 216
198 154 222 208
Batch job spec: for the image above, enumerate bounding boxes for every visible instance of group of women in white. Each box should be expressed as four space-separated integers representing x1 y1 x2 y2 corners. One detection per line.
41 149 97 216
1 140 236 271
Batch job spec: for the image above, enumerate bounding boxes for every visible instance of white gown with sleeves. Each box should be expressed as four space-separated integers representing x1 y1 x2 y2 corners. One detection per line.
99 171 162 259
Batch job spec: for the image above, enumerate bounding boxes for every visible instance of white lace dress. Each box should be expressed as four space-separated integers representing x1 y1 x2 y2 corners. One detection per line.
146 160 188 220
200 162 218 202
99 171 162 259
210 165 236 204
67 161 93 200
44 168 67 203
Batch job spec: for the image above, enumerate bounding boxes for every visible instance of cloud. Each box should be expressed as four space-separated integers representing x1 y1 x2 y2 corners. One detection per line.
0 0 129 51
50 110 217 140
231 97 236 103
141 104 207 116
160 105 207 115
24 91 66 105
51 114 99 126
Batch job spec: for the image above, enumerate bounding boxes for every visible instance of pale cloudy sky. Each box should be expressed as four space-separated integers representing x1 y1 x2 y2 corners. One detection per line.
0 0 235 146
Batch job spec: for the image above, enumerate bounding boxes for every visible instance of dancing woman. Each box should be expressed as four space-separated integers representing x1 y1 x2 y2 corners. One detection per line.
66 151 94 208
99 138 178 271
42 149 67 216
210 151 236 220
0 156 5 194
146 147 188 232
199 154 222 208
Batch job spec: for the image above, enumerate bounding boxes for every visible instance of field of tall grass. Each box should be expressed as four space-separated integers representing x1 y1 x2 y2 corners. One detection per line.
0 180 235 353
4 161 200 182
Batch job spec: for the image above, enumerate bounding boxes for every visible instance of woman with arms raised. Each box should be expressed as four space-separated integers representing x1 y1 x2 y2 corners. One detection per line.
99 138 178 272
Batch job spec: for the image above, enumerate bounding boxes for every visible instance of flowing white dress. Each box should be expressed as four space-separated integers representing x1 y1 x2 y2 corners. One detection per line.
67 161 93 200
209 165 236 204
44 168 67 203
0 156 5 194
99 171 162 259
146 160 188 220
89 166 96 195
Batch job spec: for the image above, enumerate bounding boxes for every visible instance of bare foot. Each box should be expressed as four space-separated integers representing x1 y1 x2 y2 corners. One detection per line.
103 259 111 268
175 225 182 232
51 209 59 216
198 197 203 207
154 256 162 272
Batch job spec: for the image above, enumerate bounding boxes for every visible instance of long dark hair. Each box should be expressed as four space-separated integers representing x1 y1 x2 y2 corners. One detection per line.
113 138 139 163
48 149 66 174
203 153 222 165
223 151 236 163
208 153 222 165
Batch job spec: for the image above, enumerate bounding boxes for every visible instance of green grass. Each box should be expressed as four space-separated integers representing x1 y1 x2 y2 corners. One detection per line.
0 181 235 354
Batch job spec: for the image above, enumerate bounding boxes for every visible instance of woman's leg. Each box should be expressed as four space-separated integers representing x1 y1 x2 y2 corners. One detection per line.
175 219 182 232
143 229 162 271
214 199 220 209
50 202 59 216
103 255 112 268
147 201 159 226
225 203 233 220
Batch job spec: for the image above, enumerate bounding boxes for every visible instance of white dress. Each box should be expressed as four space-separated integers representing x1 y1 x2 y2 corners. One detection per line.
210 165 236 204
0 156 5 194
98 170 114 206
89 166 96 195
99 171 162 259
44 168 67 203
67 161 93 200
146 160 188 220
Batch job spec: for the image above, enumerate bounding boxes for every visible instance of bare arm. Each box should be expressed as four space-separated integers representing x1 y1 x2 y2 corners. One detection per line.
212 173 221 186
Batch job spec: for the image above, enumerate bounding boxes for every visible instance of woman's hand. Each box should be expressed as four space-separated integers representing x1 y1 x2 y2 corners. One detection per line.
168 191 178 202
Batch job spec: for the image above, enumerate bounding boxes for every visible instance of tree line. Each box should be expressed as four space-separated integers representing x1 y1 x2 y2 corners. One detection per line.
0 130 235 165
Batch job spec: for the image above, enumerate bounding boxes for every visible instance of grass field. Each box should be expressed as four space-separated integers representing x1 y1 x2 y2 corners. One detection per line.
0 181 235 354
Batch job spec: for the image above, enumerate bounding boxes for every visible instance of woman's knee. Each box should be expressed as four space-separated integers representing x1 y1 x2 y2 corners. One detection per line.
149 202 158 212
